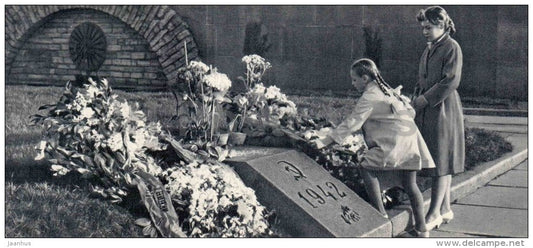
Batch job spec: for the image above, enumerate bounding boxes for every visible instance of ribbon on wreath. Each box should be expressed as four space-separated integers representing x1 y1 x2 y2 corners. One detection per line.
135 170 186 237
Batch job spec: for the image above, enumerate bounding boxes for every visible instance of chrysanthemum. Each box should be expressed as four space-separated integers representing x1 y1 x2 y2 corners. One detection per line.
203 71 232 92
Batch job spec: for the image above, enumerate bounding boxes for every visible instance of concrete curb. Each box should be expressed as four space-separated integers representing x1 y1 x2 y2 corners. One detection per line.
464 108 528 117
388 135 528 237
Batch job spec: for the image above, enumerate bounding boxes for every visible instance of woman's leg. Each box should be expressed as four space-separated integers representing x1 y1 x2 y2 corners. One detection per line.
441 175 453 214
426 175 447 222
360 168 387 216
401 171 427 232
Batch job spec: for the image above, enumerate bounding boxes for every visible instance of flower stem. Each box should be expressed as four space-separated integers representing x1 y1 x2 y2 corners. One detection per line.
210 99 216 141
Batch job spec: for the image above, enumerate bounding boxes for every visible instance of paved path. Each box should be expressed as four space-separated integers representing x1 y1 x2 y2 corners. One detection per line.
398 115 528 238
429 158 528 238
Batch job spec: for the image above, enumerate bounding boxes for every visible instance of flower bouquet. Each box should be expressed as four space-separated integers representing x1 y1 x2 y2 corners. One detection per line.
224 55 298 146
32 77 275 237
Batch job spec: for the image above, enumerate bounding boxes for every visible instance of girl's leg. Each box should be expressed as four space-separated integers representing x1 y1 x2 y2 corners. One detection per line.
441 175 453 214
360 168 387 216
426 175 447 222
401 171 427 232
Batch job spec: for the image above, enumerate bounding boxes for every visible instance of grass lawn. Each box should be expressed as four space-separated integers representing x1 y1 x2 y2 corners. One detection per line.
4 85 513 237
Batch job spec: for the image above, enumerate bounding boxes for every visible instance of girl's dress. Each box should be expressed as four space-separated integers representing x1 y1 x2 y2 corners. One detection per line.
328 82 435 171
415 33 465 176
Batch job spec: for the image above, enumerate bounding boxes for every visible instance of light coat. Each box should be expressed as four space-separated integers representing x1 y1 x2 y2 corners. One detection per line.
328 82 435 171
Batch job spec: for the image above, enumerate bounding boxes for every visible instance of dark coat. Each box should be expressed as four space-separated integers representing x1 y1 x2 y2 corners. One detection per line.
415 34 465 176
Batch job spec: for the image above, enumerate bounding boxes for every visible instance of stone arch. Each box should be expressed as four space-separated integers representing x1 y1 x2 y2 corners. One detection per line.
5 5 199 84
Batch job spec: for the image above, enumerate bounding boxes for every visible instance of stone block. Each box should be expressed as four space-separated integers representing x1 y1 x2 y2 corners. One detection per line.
457 186 527 210
131 72 143 79
323 27 353 60
283 26 325 59
513 160 527 171
488 170 527 188
498 6 528 25
207 6 241 26
335 6 364 26
215 26 244 57
315 6 337 25
226 147 392 237
363 5 423 26
280 6 315 25
438 204 527 237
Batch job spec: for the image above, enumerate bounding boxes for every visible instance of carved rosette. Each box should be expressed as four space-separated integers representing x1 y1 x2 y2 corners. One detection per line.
69 22 107 74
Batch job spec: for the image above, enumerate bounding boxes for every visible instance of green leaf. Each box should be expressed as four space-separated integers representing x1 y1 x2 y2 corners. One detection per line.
150 227 158 238
142 225 153 236
38 104 57 110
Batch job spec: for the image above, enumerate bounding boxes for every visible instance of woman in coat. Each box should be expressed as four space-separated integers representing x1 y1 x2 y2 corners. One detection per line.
412 6 465 230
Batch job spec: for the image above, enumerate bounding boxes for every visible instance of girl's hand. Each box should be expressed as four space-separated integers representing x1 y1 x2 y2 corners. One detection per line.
413 95 429 111
313 136 334 149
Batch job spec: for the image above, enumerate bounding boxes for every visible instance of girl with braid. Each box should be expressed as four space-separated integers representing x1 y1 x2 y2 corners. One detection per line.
313 58 435 237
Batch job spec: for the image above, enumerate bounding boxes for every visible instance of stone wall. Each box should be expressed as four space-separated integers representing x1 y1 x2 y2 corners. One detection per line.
5 5 527 99
172 5 528 100
496 6 528 100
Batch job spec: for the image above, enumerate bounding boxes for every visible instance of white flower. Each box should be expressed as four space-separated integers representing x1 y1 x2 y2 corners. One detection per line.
34 140 47 160
242 55 271 71
51 164 69 176
189 61 210 74
303 130 318 140
85 85 99 97
88 77 98 86
218 196 231 207
265 86 281 99
251 83 266 95
80 107 95 119
120 102 131 118
87 118 99 126
203 71 232 92
236 201 253 222
107 132 124 152
101 78 109 88
342 134 364 146
234 95 248 107
73 92 88 110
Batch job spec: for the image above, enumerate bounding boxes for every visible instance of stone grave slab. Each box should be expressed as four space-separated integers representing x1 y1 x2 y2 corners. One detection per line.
226 147 391 237
457 186 527 210
488 170 527 188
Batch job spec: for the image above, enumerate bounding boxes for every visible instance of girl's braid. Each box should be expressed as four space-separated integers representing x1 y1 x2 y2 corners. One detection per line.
375 70 406 104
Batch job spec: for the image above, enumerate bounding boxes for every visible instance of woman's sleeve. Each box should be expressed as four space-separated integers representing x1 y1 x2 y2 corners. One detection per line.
328 93 374 144
423 42 463 107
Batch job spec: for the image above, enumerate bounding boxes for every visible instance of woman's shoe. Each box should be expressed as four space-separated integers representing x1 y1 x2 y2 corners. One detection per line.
425 215 443 230
442 211 454 224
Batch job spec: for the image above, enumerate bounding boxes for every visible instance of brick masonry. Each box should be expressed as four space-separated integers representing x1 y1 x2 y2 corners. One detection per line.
5 5 198 89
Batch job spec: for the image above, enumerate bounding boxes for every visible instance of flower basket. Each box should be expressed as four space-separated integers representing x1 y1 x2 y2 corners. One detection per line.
229 132 247 145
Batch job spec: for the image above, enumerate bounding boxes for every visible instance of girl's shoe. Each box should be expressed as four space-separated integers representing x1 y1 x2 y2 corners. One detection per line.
442 211 454 224
414 229 430 238
426 215 443 230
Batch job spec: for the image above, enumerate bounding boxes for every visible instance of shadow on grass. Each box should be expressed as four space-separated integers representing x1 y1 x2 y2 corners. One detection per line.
5 181 144 238
5 157 150 237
